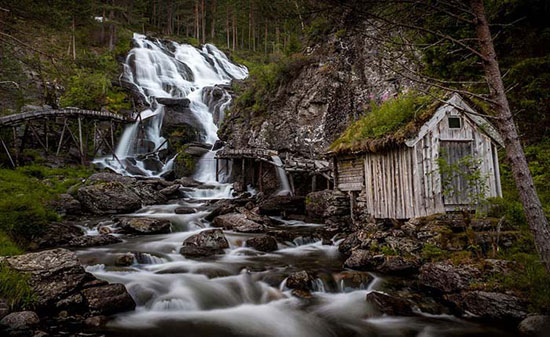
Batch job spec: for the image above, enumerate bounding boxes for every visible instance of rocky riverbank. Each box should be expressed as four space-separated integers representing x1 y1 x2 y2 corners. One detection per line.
2 173 549 336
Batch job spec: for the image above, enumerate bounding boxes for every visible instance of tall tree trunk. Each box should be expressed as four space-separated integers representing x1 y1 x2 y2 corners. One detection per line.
71 16 76 60
264 21 268 54
232 11 236 51
201 0 205 44
470 0 550 273
275 25 280 52
211 0 216 40
108 1 115 51
248 3 252 50
194 1 199 40
226 6 230 49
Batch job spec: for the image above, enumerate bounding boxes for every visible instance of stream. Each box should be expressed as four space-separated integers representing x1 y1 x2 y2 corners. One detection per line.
78 34 514 337
76 201 512 337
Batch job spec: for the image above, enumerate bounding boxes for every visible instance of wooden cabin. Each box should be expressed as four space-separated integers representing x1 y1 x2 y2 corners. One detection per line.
330 94 504 219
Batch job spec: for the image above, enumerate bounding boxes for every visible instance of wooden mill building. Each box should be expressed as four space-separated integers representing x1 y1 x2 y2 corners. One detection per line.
329 94 504 219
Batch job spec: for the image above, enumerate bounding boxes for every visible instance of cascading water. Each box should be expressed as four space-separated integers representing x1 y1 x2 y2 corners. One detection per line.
94 33 247 182
271 156 292 196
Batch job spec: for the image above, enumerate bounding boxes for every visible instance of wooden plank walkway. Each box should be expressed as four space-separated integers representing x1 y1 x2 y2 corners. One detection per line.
0 108 129 127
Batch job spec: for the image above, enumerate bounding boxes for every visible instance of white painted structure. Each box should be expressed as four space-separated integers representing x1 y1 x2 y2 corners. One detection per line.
334 94 503 219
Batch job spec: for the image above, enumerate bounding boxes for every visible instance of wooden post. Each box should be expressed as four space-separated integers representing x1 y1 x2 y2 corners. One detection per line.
44 119 48 150
241 158 246 187
110 122 115 158
332 156 339 191
1 137 15 168
56 119 67 156
12 126 18 165
77 117 84 165
289 173 295 194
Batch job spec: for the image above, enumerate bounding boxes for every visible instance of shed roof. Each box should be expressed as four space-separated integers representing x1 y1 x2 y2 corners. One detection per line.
328 93 503 156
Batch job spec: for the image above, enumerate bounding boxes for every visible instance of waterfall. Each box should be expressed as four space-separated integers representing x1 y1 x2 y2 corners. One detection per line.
271 156 293 196
94 33 248 179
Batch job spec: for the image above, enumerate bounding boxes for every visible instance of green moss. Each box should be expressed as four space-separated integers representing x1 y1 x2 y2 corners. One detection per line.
0 263 35 310
233 53 314 116
380 245 398 256
0 165 92 247
421 244 447 262
330 93 433 153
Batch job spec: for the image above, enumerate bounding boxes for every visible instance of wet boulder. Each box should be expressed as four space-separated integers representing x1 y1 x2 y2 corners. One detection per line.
518 315 550 336
366 291 414 316
68 234 122 247
334 271 374 291
344 250 385 270
31 222 84 249
53 193 82 215
377 256 420 275
115 253 135 267
175 177 201 188
286 271 314 291
0 249 135 317
419 262 480 294
174 206 197 214
245 235 278 252
116 217 172 235
205 200 236 221
159 184 182 198
445 291 528 322
212 213 265 233
0 248 93 308
0 311 39 330
258 196 306 216
180 229 229 257
76 182 142 214
81 284 136 315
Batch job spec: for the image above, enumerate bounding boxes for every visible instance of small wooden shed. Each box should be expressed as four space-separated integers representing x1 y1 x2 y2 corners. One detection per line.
330 94 504 219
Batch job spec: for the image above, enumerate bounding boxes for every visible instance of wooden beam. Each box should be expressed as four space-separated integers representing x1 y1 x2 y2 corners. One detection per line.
1 137 15 168
78 117 84 165
56 118 67 156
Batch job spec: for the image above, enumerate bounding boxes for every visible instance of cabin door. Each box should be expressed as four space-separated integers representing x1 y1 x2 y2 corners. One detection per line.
440 141 474 207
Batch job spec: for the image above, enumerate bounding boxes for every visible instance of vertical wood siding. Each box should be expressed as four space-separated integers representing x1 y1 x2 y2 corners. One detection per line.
359 109 502 219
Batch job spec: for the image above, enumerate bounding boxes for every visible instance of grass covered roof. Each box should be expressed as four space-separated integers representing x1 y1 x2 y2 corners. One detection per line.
329 92 440 155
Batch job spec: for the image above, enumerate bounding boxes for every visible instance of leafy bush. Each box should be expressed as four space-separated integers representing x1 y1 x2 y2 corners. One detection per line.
60 71 111 110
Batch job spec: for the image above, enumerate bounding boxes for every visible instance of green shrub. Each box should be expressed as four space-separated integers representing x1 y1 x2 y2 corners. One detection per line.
0 263 35 309
60 71 111 110
492 252 550 314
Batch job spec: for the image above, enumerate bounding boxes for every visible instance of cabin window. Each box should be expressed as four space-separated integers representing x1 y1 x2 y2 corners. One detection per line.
448 116 462 129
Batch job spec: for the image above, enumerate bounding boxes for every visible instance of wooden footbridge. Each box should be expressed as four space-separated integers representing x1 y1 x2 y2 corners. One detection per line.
0 108 132 167
215 148 333 193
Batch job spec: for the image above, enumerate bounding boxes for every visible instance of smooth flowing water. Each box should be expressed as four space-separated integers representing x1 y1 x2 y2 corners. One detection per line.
81 35 513 337
94 33 247 181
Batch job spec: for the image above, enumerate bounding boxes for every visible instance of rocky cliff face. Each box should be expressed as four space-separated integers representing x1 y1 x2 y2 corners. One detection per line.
221 22 416 157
